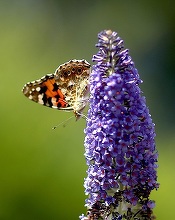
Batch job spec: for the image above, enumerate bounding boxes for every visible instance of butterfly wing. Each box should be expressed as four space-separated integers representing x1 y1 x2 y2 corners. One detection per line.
22 73 70 109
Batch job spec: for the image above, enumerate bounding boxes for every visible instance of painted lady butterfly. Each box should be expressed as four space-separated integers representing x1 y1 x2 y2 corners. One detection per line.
22 59 91 120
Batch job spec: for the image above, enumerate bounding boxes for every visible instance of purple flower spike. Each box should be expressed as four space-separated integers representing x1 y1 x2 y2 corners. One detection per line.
81 30 159 220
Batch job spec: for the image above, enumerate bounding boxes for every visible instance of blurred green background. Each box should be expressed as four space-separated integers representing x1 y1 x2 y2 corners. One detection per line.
0 0 174 219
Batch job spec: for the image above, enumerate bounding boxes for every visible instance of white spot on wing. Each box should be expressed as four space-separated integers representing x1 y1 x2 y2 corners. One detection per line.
52 106 58 109
36 87 41 92
38 94 44 104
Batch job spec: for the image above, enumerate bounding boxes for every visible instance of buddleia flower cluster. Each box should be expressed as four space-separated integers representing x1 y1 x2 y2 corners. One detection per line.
80 30 159 220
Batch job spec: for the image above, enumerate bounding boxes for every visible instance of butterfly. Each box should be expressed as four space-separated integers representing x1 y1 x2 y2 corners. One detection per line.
22 59 91 120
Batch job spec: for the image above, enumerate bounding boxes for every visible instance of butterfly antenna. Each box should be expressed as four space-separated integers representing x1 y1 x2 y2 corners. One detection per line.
52 115 74 130
76 111 88 121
